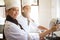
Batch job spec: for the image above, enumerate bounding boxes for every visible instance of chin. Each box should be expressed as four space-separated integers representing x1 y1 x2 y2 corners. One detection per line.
14 16 17 19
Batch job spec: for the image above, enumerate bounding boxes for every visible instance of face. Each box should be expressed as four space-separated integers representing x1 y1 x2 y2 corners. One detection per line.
7 7 19 19
22 5 31 18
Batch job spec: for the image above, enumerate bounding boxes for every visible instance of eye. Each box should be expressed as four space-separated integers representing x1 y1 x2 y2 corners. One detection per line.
12 9 15 11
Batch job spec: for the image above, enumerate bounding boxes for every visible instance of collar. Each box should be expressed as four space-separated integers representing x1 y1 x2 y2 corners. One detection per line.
6 15 18 25
21 14 28 20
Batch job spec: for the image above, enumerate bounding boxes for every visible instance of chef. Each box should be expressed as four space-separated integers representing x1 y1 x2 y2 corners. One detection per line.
17 2 58 40
4 0 28 40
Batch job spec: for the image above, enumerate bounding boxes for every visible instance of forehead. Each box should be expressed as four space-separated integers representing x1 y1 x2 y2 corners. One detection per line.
8 7 19 10
23 5 31 9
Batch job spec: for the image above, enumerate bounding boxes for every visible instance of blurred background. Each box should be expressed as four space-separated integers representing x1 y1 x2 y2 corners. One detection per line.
0 0 60 39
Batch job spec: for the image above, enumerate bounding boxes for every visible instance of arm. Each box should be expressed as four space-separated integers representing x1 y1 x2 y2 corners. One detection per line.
40 25 57 38
38 25 48 30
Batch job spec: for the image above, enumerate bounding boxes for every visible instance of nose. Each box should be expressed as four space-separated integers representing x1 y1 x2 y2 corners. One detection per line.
16 12 18 15
16 10 19 13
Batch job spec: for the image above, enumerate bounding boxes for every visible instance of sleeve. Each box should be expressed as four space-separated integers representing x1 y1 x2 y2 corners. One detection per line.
28 33 40 40
4 24 28 40
29 21 40 33
32 21 39 28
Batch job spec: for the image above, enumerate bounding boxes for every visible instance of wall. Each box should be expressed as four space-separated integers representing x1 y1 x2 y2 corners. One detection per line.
38 0 60 28
38 0 52 28
51 0 58 18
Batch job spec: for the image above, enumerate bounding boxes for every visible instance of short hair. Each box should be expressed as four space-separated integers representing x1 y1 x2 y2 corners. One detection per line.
49 18 60 27
22 5 31 9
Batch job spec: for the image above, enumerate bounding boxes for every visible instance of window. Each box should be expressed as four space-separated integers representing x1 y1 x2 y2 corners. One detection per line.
30 6 39 24
0 6 5 25
30 0 39 6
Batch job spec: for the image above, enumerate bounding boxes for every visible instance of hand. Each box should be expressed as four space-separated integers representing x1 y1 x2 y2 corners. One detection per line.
50 25 57 32
40 37 45 40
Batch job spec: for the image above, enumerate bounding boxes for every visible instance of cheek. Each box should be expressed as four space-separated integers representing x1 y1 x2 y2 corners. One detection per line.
27 9 30 12
14 12 18 16
9 11 13 15
24 8 27 12
10 11 15 16
15 13 18 16
24 9 27 12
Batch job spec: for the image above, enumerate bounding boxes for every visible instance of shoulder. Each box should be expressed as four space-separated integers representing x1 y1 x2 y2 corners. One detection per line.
5 21 19 29
17 16 24 22
29 18 34 22
17 15 23 20
4 21 21 32
5 21 15 26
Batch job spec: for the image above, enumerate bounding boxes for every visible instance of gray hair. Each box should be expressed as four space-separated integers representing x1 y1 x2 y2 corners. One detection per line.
49 18 60 27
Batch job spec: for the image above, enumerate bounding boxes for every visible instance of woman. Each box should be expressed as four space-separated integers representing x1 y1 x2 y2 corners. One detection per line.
4 0 28 40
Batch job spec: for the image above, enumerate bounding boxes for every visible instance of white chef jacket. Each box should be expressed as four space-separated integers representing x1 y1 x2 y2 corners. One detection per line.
17 15 40 40
4 21 28 40
17 15 40 33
